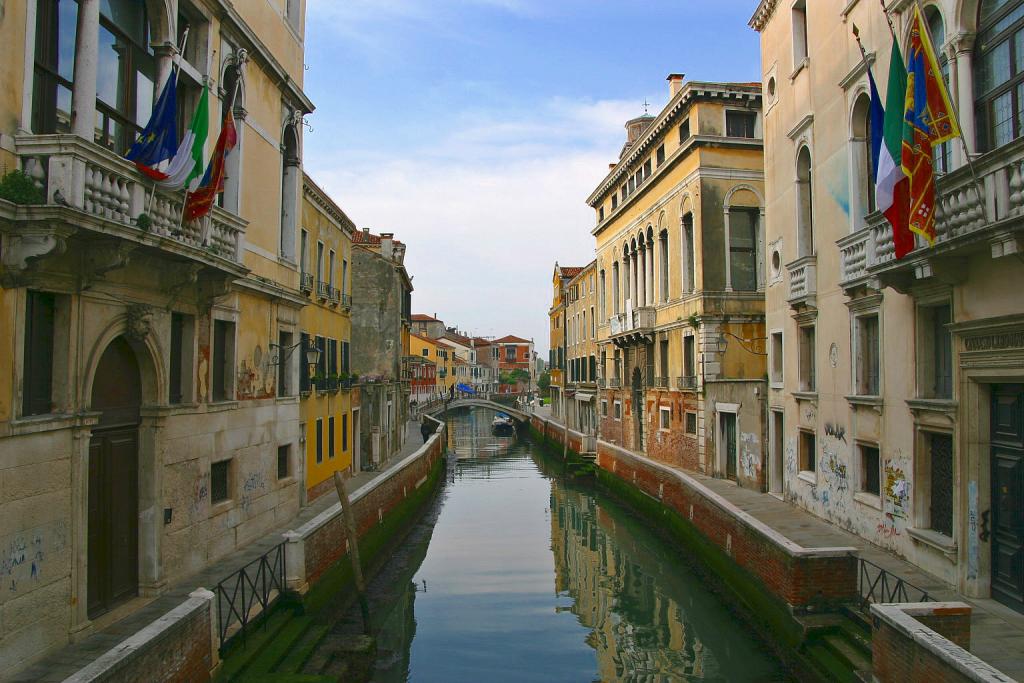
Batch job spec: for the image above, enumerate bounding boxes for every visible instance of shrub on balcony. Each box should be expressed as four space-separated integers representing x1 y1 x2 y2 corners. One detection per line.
0 170 45 205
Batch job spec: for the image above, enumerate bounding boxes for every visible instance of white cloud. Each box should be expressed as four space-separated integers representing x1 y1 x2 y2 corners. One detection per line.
304 95 638 351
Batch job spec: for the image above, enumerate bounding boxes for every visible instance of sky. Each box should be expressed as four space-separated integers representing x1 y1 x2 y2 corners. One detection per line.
302 0 762 355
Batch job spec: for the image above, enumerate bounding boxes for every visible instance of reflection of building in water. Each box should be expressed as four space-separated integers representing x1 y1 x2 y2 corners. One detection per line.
445 407 516 460
550 484 709 681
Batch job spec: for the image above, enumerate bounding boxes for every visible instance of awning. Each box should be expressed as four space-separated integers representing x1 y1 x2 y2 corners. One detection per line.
574 392 594 401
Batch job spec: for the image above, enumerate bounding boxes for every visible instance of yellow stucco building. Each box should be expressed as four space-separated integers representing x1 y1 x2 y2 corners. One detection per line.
589 75 766 487
300 174 356 501
548 264 580 416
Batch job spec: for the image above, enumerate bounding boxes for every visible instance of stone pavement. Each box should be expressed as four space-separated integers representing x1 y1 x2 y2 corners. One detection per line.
7 421 424 683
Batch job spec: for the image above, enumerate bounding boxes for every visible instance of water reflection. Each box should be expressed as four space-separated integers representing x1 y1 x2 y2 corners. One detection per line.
361 408 784 681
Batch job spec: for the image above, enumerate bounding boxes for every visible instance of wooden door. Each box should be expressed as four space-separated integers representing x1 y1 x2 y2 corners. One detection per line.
87 337 141 619
723 413 737 481
991 384 1024 613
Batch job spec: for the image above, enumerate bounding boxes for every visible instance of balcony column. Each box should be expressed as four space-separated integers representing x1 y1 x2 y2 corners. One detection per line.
952 33 977 161
71 0 100 140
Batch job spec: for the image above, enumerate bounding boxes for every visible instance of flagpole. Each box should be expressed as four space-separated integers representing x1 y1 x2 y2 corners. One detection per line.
143 27 191 224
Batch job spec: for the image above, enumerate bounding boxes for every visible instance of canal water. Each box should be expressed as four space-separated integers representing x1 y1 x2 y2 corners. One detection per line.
327 408 788 681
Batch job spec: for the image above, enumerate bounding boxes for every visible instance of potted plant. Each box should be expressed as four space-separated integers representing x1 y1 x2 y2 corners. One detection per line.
339 371 351 389
0 170 45 205
326 373 340 392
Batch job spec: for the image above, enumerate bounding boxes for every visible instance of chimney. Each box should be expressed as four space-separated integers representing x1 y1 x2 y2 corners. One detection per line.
608 163 616 170
380 232 394 260
668 73 685 98
393 242 406 264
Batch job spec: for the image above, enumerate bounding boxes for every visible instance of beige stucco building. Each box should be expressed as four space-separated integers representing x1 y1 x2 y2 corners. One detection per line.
752 0 1024 612
0 0 313 672
564 261 599 437
589 76 767 488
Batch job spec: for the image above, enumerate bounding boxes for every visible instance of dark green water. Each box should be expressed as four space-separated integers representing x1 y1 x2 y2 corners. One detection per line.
358 408 788 681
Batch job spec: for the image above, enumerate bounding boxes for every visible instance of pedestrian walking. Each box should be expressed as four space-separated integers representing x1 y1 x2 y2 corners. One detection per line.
420 415 433 443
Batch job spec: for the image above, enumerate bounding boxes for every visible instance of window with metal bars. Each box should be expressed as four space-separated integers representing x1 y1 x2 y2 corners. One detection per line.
928 432 954 537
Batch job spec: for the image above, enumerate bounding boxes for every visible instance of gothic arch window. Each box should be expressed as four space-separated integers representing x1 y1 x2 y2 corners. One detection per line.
681 210 696 293
974 0 1024 152
851 91 875 223
658 228 669 302
280 117 300 261
219 53 246 213
796 146 814 257
926 6 952 171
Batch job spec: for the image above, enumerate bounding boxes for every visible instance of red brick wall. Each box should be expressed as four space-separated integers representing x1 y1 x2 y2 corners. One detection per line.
595 440 857 610
643 389 699 471
872 608 974 683
96 600 212 683
303 436 444 585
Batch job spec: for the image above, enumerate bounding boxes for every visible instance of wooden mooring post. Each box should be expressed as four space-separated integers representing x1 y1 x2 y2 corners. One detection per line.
333 471 371 635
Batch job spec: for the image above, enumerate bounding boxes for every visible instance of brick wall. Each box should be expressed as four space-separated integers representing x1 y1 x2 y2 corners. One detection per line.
64 592 215 683
643 389 699 470
870 603 1011 683
300 430 445 585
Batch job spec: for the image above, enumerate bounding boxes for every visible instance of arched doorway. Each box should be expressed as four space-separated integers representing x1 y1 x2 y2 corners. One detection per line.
88 336 141 618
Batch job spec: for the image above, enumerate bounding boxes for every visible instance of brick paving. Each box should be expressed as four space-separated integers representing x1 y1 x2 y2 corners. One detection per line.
6 421 423 683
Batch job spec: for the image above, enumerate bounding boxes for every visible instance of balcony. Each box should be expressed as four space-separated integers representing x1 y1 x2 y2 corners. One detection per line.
839 136 1024 293
677 375 697 390
300 272 314 293
609 306 657 346
786 255 817 309
609 377 622 388
5 135 247 278
654 376 669 388
340 293 352 309
316 280 331 300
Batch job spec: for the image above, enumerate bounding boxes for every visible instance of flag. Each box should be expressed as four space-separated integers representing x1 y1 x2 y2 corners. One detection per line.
874 39 914 259
902 4 961 248
156 84 209 191
183 104 236 221
125 72 179 180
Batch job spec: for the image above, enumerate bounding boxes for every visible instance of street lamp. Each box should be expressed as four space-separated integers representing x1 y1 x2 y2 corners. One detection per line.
305 344 322 377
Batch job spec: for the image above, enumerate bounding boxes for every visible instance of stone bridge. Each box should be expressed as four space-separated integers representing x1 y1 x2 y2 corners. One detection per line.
426 398 531 423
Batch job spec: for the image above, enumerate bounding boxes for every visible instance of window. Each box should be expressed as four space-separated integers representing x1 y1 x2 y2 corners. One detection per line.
858 443 880 496
975 0 1024 152
679 118 690 143
770 331 784 385
421 348 428 357
315 418 323 464
316 241 325 284
601 400 608 417
925 432 954 537
799 430 816 473
315 334 327 387
212 319 235 402
211 459 230 503
685 412 697 434
660 406 671 430
328 250 336 289
328 415 335 459
23 291 56 417
612 262 620 313
218 51 244 212
614 401 622 419
281 123 300 260
796 146 814 256
851 93 876 219
792 0 808 66
277 444 291 480
660 339 669 381
31 0 78 135
656 144 666 166
643 158 652 178
599 206 605 221
285 0 301 28
726 110 757 138
343 414 348 452
273 330 291 397
300 230 309 276
342 259 348 297
729 209 759 291
798 324 816 391
682 213 695 292
927 7 952 171
919 303 953 399
683 335 696 382
659 230 669 301
591 306 596 336
855 314 880 396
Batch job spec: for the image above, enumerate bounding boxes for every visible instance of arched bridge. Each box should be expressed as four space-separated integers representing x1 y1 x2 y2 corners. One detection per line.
427 398 531 424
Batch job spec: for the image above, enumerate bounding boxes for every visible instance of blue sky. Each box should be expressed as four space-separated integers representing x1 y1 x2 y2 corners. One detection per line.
303 0 761 353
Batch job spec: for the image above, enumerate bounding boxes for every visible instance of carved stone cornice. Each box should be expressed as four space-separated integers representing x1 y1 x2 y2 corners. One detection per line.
0 218 76 285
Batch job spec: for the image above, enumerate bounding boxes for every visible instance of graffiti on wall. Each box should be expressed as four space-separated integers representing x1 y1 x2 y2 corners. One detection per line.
879 450 911 539
239 471 267 512
967 480 979 580
740 431 760 481
0 521 69 592
824 422 847 443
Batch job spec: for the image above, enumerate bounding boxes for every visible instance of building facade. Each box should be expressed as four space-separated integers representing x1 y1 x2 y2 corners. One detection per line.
548 264 581 419
752 0 1024 611
408 332 441 404
299 174 356 502
0 0 313 670
590 76 767 487
564 262 599 436
350 229 412 470
494 334 536 392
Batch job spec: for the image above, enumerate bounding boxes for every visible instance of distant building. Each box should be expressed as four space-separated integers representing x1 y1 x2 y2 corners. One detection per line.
564 261 599 436
411 313 446 339
549 263 584 418
351 229 413 469
494 335 536 392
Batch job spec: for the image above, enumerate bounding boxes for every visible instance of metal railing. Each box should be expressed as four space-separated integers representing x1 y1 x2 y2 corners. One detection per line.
677 375 697 390
300 272 314 293
214 540 287 649
316 280 331 299
858 557 931 612
654 376 669 388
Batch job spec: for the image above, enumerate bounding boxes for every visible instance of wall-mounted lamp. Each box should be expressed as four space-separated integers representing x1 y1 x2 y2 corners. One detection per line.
305 345 322 377
719 331 768 356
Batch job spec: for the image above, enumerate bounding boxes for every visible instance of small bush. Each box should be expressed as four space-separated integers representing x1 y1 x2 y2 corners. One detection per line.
0 170 45 205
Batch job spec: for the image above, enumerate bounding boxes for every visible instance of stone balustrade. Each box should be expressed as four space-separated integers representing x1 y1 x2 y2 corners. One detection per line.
786 254 816 307
15 134 246 264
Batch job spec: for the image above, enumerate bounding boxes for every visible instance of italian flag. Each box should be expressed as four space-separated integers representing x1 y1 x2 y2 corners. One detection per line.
873 40 914 259
156 84 210 192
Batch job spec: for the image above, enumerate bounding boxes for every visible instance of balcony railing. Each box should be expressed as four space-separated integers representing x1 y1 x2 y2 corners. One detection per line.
677 375 697 390
316 280 331 299
328 285 340 303
300 272 314 293
786 255 817 308
609 377 622 388
609 306 657 343
654 376 669 388
840 136 1024 290
16 134 246 265
340 293 352 308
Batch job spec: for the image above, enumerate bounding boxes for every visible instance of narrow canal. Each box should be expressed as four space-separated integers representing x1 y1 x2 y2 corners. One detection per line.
317 407 788 681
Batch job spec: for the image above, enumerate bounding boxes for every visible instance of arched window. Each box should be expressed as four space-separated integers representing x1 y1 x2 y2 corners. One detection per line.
646 226 655 306
796 146 814 256
974 0 1024 152
681 212 695 293
926 6 952 171
612 261 620 314
280 119 300 261
219 55 245 213
659 229 669 302
851 92 875 222
599 269 606 321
